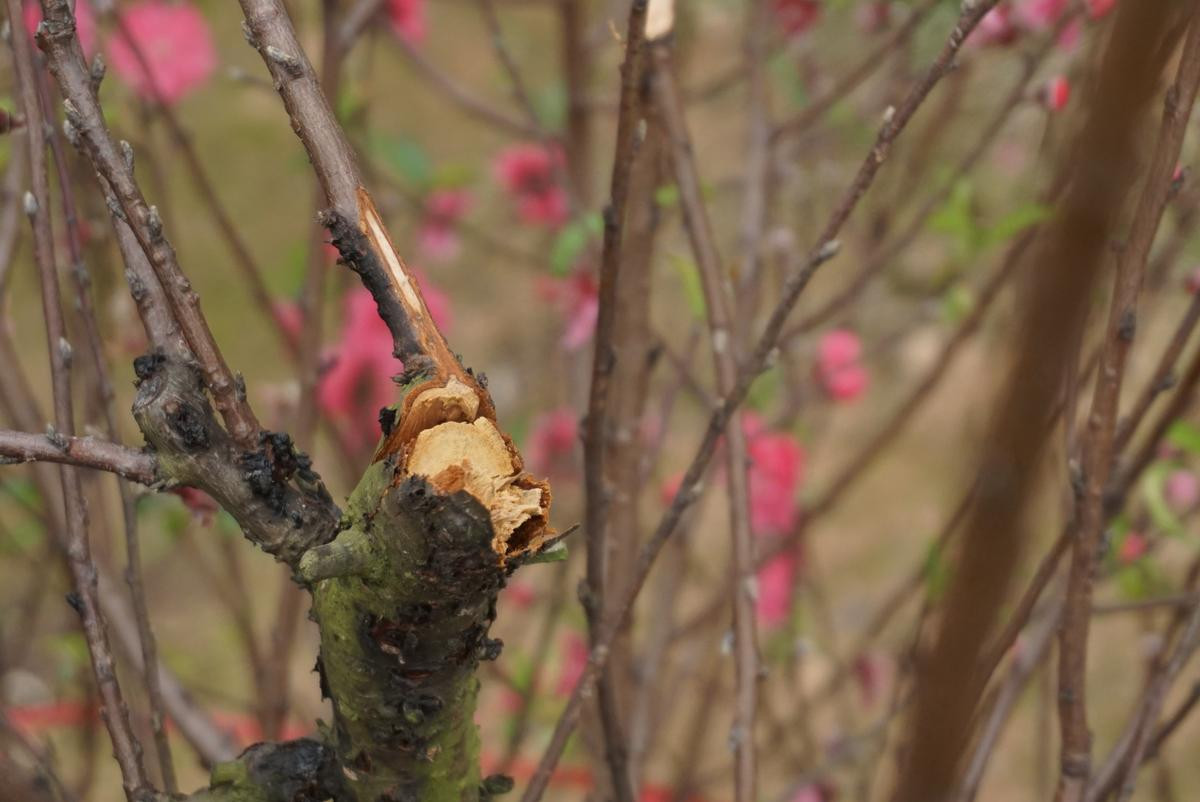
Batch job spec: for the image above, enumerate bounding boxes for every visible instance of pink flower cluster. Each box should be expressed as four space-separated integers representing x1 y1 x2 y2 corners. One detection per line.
773 0 821 37
417 189 471 263
317 279 451 451
525 407 579 477
107 0 217 104
386 0 426 44
493 143 569 228
974 0 1116 48
536 271 599 352
815 329 868 402
743 413 806 628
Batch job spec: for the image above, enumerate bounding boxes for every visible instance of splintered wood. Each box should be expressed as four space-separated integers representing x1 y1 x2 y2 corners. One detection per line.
396 372 553 562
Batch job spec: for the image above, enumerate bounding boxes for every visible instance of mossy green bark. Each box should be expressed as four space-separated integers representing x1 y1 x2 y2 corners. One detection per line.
306 459 507 802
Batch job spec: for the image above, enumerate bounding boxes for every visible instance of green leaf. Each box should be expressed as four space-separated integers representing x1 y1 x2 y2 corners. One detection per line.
550 214 602 276
654 184 679 209
370 135 432 187
1141 463 1183 536
1168 420 1200 455
923 539 950 602
669 253 707 319
524 540 568 564
940 284 975 325
929 179 980 257
981 202 1051 251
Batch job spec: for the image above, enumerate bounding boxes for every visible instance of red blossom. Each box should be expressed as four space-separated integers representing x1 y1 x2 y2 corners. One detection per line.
815 329 869 402
493 143 568 228
1118 531 1147 564
970 6 1019 47
386 0 426 43
1014 0 1069 31
418 189 471 263
756 553 799 628
555 633 588 697
1165 469 1199 513
1043 75 1071 111
318 278 451 451
107 1 216 105
535 271 599 351
773 0 821 37
171 486 218 525
855 1 889 33
1087 0 1115 19
525 407 579 476
743 412 805 535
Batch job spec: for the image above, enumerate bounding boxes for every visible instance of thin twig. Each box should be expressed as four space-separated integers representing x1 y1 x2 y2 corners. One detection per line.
37 0 262 447
653 37 760 802
580 2 648 800
1054 11 1200 800
0 429 158 484
7 5 151 796
521 4 1003 797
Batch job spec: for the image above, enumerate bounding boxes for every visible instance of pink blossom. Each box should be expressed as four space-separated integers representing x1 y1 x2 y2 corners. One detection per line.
1165 469 1199 513
172 487 218 526
24 0 97 58
853 652 892 707
317 279 450 448
535 271 599 351
107 1 216 104
385 0 426 43
773 0 821 37
555 633 589 697
815 329 869 403
272 299 303 346
526 407 578 476
318 289 399 450
855 1 889 33
971 6 1018 47
417 189 470 263
1186 266 1200 294
756 553 798 628
789 784 829 802
1056 18 1082 52
503 580 537 609
1043 75 1070 111
743 412 805 535
1118 532 1147 564
1087 0 1115 19
1014 0 1069 31
660 472 685 506
494 143 568 228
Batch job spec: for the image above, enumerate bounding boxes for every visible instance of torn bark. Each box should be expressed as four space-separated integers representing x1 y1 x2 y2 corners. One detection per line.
132 355 339 570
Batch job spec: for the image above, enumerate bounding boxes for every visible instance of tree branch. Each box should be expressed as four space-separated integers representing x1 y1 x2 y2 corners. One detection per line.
0 429 158 485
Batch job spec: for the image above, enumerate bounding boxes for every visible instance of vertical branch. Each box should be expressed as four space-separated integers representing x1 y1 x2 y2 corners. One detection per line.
560 0 592 201
736 0 771 315
1055 9 1200 801
890 3 1184 800
522 4 1004 797
35 65 178 793
652 38 760 802
37 0 262 448
580 2 648 800
5 4 152 798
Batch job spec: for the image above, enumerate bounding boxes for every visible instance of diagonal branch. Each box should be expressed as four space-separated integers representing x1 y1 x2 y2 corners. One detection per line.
36 0 261 448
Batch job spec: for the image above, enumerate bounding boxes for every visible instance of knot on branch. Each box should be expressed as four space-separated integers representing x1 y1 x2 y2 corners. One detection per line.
207 738 344 801
132 353 339 568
